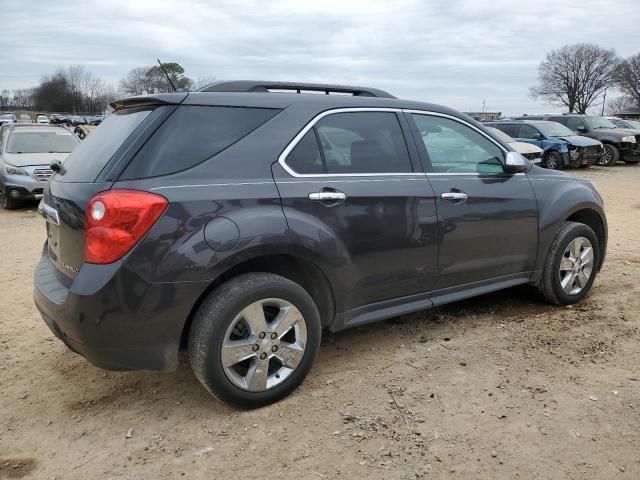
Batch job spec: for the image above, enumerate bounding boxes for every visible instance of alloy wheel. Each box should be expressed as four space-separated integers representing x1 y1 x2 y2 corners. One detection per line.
221 298 307 392
546 153 560 169
559 237 595 295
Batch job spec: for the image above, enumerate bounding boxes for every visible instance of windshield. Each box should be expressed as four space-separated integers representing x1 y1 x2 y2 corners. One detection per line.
488 127 514 143
585 116 616 129
6 131 79 153
0 115 13 121
531 121 574 137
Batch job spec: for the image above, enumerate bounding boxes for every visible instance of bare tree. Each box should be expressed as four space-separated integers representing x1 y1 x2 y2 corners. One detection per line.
12 89 34 110
615 53 640 108
195 75 217 90
119 67 154 96
606 96 637 115
0 90 10 111
530 43 618 113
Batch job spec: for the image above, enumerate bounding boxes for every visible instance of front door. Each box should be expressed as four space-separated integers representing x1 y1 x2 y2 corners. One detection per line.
408 112 539 292
273 109 439 313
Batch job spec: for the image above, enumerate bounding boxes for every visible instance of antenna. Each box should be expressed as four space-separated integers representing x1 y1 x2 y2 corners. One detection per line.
157 58 177 92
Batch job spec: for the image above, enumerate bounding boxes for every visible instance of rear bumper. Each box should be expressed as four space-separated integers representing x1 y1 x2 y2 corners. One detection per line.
33 244 207 371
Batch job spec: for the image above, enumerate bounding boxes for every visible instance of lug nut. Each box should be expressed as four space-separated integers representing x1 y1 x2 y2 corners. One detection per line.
259 332 266 339
252 344 259 352
271 345 278 352
260 352 267 360
271 332 277 340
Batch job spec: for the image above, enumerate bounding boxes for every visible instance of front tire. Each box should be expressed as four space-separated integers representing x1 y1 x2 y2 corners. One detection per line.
537 222 600 305
544 151 562 169
602 144 619 166
0 189 21 210
188 273 321 409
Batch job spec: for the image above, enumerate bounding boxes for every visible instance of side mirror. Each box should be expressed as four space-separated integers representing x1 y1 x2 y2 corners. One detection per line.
504 152 528 174
533 133 543 140
577 125 586 133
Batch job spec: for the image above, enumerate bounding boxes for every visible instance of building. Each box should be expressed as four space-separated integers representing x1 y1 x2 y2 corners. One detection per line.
463 111 502 121
613 107 640 120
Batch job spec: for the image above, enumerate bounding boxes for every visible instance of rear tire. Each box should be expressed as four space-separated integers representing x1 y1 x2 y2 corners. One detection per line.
188 273 321 409
537 222 600 305
602 144 619 166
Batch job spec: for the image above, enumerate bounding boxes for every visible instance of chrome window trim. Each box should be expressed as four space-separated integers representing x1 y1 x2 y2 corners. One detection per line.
278 107 512 178
277 107 421 178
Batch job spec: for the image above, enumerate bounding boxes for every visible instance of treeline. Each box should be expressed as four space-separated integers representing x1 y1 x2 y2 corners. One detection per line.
0 62 214 114
530 44 640 114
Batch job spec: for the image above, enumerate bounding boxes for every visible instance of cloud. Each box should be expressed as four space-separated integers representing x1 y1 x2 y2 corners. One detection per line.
1 0 639 114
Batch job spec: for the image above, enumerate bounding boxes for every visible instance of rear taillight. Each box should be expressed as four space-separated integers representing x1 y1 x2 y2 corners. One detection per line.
84 190 168 264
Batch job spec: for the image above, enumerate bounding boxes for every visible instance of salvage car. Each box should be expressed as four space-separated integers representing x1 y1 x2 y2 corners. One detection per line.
486 127 543 163
34 81 607 408
517 114 640 166
0 124 79 209
486 120 604 169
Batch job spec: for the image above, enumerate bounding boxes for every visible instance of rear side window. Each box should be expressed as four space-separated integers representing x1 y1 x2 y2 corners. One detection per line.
492 124 518 137
316 112 412 174
120 106 280 179
517 124 540 139
58 108 153 182
286 130 324 174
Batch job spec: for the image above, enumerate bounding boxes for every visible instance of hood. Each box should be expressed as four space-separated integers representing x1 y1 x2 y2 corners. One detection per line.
3 152 71 167
591 128 636 138
511 141 543 154
555 135 602 147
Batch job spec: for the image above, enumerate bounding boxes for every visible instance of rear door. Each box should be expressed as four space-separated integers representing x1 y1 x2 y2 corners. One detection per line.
407 112 538 293
515 124 544 149
273 109 439 312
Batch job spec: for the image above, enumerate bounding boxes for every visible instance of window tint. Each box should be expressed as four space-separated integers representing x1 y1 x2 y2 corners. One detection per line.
412 114 504 174
59 108 153 182
286 130 324 174
565 117 587 132
491 124 519 137
517 124 540 139
314 112 412 174
549 116 569 127
121 106 280 179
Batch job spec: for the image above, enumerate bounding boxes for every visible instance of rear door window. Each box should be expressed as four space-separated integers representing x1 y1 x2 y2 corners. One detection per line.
285 130 325 174
58 108 154 182
492 124 518 137
314 112 412 174
120 106 280 179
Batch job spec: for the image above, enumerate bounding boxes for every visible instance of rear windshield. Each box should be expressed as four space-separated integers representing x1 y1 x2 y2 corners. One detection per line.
7 130 78 153
57 108 153 182
119 106 280 180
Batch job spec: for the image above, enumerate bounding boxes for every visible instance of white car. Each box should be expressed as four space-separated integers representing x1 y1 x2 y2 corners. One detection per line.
487 127 543 163
36 115 50 124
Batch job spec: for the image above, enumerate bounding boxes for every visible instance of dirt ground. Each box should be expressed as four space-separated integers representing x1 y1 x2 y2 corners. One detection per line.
1 165 639 480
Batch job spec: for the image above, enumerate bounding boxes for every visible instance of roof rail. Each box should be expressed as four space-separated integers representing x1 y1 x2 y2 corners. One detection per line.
198 80 396 98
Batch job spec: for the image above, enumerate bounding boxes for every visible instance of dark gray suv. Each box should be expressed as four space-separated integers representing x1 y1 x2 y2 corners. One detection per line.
34 81 607 408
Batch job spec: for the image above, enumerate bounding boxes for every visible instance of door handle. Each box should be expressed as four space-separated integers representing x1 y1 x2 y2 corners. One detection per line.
308 191 347 202
441 192 468 201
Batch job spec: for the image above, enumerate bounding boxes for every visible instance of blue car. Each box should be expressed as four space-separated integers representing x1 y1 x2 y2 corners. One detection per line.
486 120 604 169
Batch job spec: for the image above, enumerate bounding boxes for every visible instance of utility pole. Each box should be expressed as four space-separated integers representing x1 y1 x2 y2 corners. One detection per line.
601 88 607 116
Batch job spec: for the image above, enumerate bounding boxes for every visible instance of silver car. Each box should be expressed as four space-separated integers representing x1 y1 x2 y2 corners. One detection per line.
0 124 80 209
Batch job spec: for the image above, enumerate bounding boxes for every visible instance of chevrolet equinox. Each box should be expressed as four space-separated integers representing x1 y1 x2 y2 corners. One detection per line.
34 81 607 408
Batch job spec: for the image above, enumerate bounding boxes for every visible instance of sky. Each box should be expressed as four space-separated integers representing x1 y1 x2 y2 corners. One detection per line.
1 0 639 115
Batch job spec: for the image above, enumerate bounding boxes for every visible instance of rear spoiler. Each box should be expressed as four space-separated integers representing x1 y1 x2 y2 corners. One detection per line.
110 92 188 110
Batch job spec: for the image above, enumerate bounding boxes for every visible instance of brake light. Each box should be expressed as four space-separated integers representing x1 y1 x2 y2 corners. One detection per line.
84 190 168 264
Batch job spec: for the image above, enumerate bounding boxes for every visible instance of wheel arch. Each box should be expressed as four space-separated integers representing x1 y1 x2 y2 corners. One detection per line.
565 208 607 270
179 253 336 349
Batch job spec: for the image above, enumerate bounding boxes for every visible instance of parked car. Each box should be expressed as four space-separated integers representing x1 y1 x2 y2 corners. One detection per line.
486 120 604 169
34 81 607 408
606 117 640 130
4 112 17 121
0 113 15 126
49 114 69 125
0 124 80 209
36 114 50 124
516 114 640 166
486 127 543 163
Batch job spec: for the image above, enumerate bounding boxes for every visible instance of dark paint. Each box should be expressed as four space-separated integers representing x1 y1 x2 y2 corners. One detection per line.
34 91 607 371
